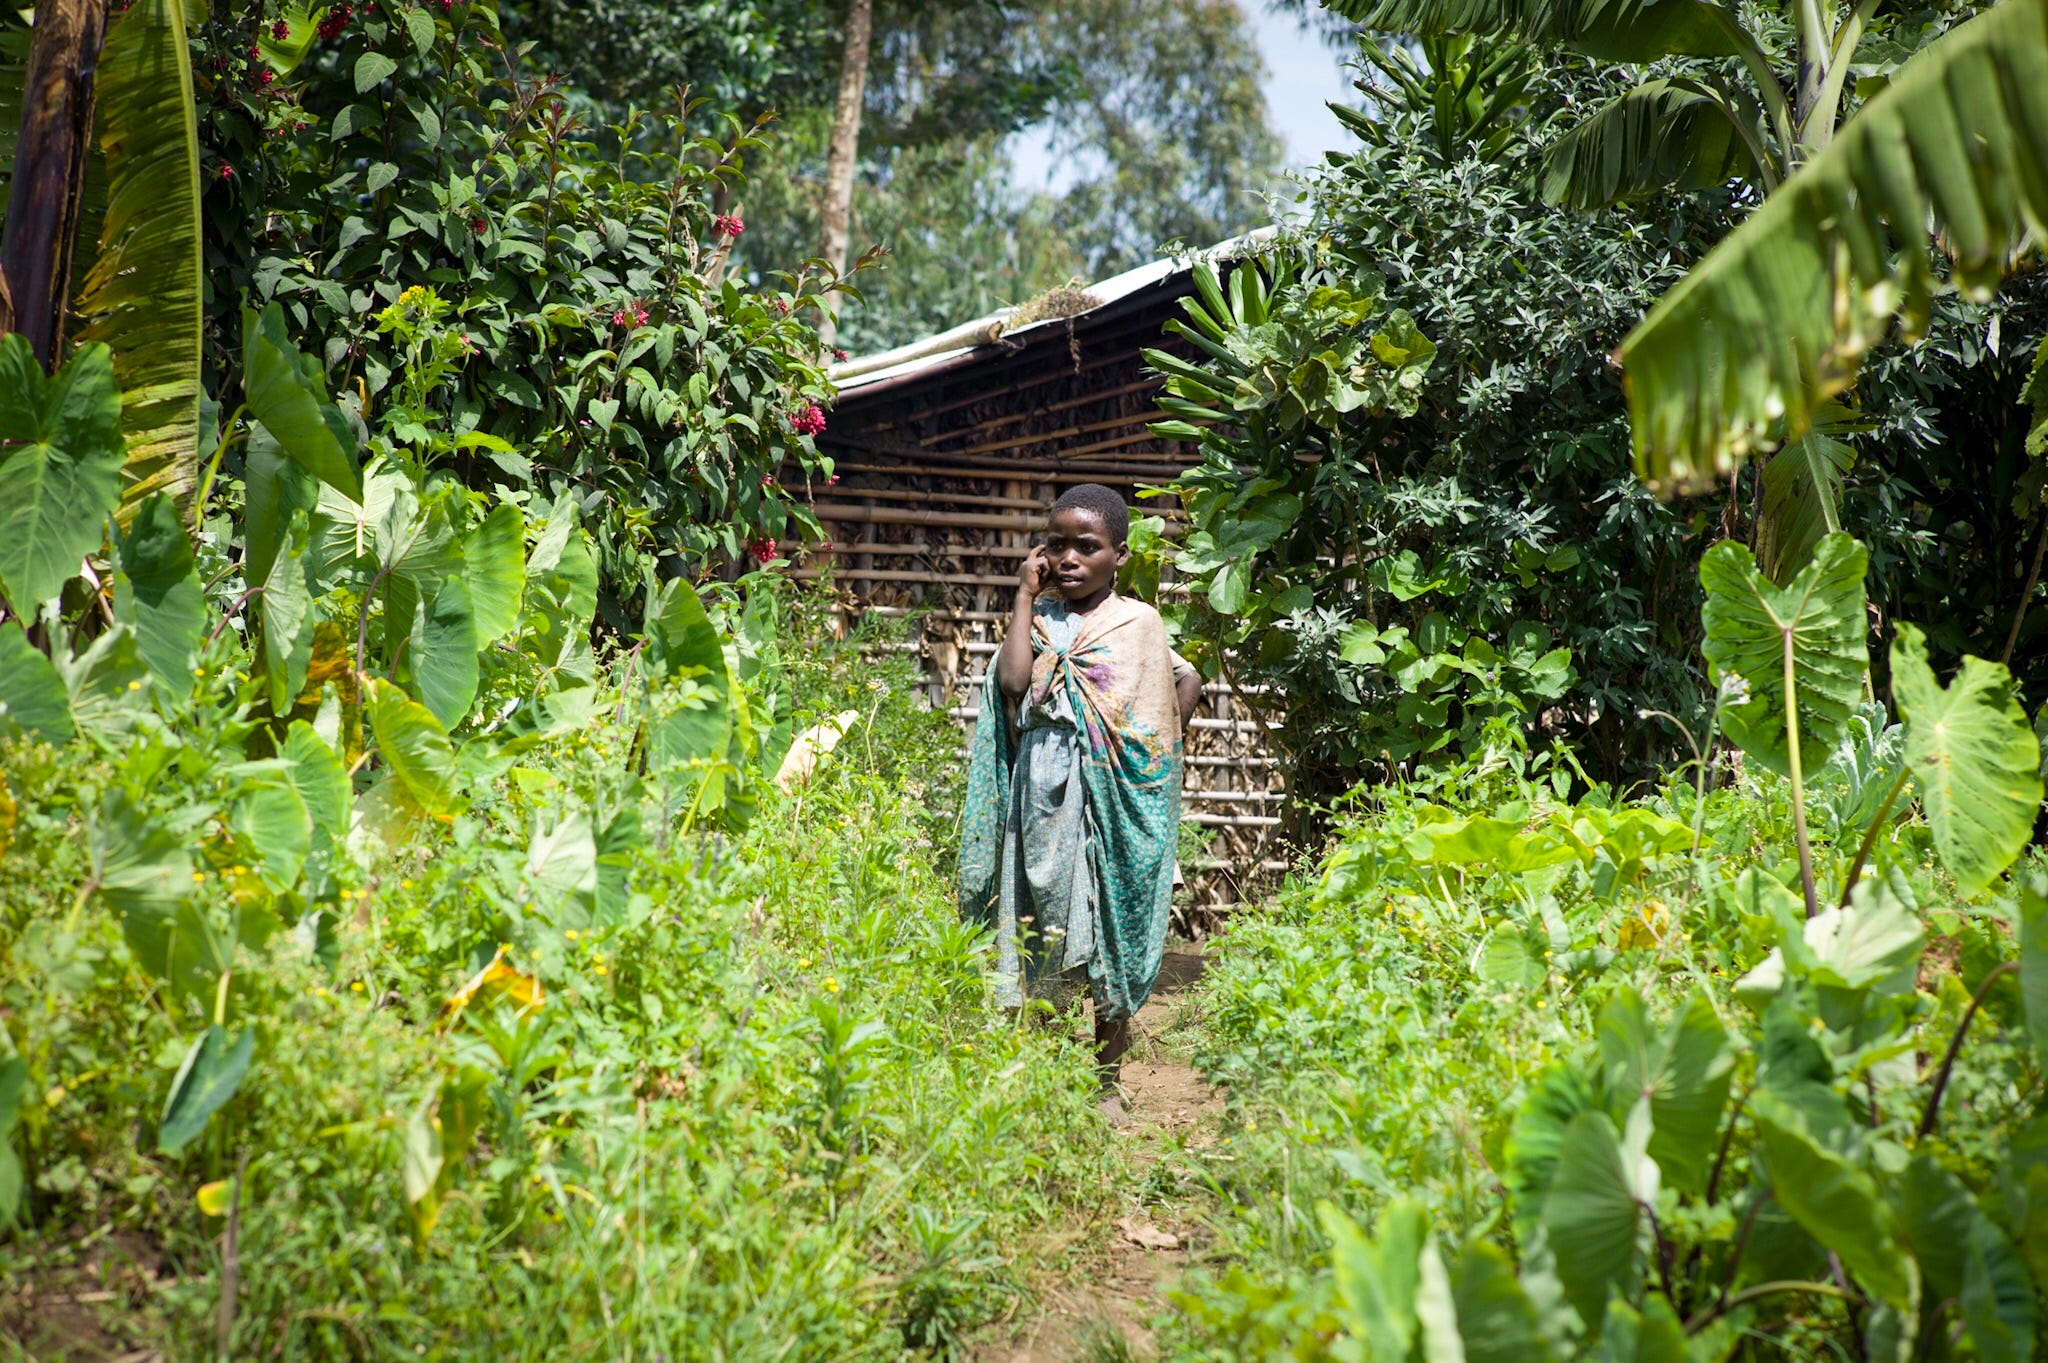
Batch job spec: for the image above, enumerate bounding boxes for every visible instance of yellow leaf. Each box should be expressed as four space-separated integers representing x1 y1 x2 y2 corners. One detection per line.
441 944 543 1026
197 1179 232 1217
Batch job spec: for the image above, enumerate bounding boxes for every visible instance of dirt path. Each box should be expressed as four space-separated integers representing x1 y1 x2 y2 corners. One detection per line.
973 949 1224 1363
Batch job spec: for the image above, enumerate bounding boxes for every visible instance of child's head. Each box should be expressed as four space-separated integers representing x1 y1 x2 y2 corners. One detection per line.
1044 483 1130 603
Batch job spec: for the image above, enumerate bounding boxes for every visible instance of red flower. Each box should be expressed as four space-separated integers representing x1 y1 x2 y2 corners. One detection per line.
825 473 840 487
773 298 790 315
272 18 289 37
760 472 776 488
469 215 488 236
257 67 275 85
831 348 848 363
789 404 826 437
217 162 235 180
748 537 779 563
247 43 262 58
712 214 744 238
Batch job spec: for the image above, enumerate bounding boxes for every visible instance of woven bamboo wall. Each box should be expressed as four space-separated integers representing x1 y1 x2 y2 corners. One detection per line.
794 285 1289 924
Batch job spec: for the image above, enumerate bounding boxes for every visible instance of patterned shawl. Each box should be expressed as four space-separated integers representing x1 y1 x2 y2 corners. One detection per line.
958 594 1183 1019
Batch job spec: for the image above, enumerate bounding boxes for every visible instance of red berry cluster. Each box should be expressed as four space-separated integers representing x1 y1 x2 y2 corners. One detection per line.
825 473 840 487
272 18 290 38
316 4 354 40
747 537 779 563
712 214 744 238
759 472 776 489
789 404 827 437
610 301 650 328
831 348 849 363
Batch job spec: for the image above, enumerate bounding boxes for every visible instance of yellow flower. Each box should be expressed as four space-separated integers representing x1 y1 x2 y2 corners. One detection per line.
798 956 813 969
823 977 840 994
350 981 366 992
127 679 143 692
594 964 608 976
192 870 207 883
565 929 580 940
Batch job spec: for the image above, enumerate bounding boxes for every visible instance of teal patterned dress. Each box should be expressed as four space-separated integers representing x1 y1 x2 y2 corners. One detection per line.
957 594 1183 1021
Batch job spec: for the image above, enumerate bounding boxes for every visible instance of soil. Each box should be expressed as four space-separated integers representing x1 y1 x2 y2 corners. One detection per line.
1 1227 169 1362
972 947 1226 1363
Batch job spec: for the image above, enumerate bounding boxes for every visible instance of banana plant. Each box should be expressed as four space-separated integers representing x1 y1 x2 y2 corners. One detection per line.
1 0 202 515
1618 0 2048 495
1332 0 1937 211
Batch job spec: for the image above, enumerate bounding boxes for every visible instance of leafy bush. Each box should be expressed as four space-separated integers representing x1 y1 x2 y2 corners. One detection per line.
1156 531 2048 1361
185 0 839 613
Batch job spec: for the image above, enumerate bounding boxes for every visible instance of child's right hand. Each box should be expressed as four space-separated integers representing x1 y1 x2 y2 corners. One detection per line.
1018 546 1050 598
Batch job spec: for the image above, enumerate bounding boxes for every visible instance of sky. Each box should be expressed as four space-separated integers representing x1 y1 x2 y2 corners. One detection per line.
1007 1 1358 194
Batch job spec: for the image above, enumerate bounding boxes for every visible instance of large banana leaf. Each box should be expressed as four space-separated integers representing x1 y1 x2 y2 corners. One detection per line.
1539 77 1762 209
1754 430 1854 585
1328 0 1743 61
1620 0 2048 493
70 0 203 516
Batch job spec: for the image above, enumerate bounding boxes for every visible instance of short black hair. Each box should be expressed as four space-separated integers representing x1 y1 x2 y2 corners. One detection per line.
1050 483 1130 545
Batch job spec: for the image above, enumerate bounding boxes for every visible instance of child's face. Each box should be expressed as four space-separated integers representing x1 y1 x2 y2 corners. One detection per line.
1045 507 1128 602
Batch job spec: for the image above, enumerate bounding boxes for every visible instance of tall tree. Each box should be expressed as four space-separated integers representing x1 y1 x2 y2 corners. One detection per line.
816 0 873 349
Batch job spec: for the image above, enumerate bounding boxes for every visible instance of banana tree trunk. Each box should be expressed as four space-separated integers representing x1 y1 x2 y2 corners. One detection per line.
1 0 110 370
815 0 872 351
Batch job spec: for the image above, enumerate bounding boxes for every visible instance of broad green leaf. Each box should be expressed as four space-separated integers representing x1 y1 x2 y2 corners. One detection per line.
643 575 724 686
1539 76 1756 210
243 303 363 502
1328 0 1743 60
524 810 599 928
0 337 125 615
354 49 397 92
1593 1296 1689 1363
71 0 203 513
1756 431 1855 587
1621 0 2048 492
0 622 75 743
1478 924 1549 989
1415 1241 1464 1363
1595 989 1733 1196
259 509 316 712
91 787 191 921
1324 1199 1426 1360
402 6 434 57
0 1054 25 1219
159 1025 253 1154
1902 1154 2034 1363
1751 1092 1913 1307
230 781 310 891
1891 624 2043 896
1450 1241 1556 1363
463 502 525 643
56 623 152 736
242 425 318 588
2023 872 2048 1071
409 578 479 729
1505 1064 1601 1239
366 678 466 817
257 1 324 72
282 720 351 850
1899 1154 1977 1305
1539 1110 1641 1327
402 1089 444 1234
1699 534 1868 778
113 493 205 700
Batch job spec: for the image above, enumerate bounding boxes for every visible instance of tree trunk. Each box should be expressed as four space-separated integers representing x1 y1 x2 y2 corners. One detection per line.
815 0 873 352
1 0 110 370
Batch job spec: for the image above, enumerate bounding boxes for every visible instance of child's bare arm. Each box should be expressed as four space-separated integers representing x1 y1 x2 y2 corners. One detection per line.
997 547 1049 699
1176 668 1201 731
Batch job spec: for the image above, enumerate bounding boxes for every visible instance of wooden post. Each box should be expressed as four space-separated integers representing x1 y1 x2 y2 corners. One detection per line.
1 0 110 368
815 0 872 351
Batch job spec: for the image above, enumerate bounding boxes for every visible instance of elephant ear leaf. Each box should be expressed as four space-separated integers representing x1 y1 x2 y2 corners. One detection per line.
0 338 125 617
1699 532 1868 778
71 0 203 515
242 302 363 503
1891 623 2044 896
113 492 206 700
366 678 467 817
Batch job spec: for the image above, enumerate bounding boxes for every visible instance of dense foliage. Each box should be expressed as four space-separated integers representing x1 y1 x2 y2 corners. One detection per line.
169 1 839 614
1156 532 2048 1361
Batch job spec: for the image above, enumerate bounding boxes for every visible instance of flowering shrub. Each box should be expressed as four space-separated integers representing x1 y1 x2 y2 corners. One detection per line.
188 1 848 620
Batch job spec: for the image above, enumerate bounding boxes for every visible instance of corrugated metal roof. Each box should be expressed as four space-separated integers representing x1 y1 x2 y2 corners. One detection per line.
826 226 1277 396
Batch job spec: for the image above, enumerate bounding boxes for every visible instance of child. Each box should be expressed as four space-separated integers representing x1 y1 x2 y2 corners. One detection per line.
958 484 1201 1120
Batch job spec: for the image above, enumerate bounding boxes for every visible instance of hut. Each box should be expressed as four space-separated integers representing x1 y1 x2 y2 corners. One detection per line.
791 233 1289 924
